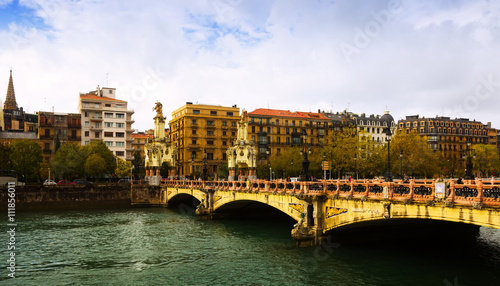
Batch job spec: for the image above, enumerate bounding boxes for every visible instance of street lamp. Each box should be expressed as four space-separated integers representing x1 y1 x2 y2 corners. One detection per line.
300 130 311 181
323 153 327 180
464 138 475 180
354 153 357 180
191 153 195 179
385 128 393 182
399 150 403 180
266 149 270 181
202 149 207 181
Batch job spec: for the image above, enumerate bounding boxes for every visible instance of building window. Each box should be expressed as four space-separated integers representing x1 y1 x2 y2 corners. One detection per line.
116 104 123 108
85 131 89 137
207 121 214 126
277 137 281 144
231 132 236 136
84 141 89 145
207 140 214 145
277 127 280 134
192 119 197 125
105 104 111 107
94 103 99 108
192 129 197 135
222 121 227 126
105 122 113 128
192 139 197 145
207 130 214 136
223 131 227 136
193 110 200 114
116 142 124 147
116 132 125 138
116 123 124 128
116 151 124 156
84 112 89 117
85 121 90 127
222 140 227 146
210 111 217 115
105 132 114 138
94 122 100 128
227 112 233 116
105 113 113 118
95 132 100 138
105 141 113 147
231 122 236 127
116 113 124 119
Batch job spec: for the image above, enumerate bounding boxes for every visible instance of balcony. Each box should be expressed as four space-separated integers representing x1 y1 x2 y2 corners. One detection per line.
126 138 134 142
90 126 103 131
39 134 53 140
90 116 102 121
68 136 81 141
126 147 135 151
126 119 135 124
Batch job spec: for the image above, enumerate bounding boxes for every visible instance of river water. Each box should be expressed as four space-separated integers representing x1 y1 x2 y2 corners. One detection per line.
2 206 500 286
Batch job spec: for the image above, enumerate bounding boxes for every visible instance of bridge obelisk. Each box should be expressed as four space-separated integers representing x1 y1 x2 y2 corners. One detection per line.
144 101 177 185
227 110 257 181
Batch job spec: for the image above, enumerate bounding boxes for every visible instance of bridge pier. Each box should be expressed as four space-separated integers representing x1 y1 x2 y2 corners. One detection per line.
291 195 326 247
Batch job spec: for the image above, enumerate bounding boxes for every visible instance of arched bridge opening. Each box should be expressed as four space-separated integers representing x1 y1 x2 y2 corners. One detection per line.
324 218 480 244
167 193 201 213
213 200 296 226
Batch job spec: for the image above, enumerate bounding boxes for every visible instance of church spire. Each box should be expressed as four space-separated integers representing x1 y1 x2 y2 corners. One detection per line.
4 69 18 110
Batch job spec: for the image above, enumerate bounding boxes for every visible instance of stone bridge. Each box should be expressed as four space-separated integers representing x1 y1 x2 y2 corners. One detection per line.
131 178 500 246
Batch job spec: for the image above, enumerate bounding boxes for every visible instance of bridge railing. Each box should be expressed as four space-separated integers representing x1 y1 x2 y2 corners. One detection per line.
160 178 500 207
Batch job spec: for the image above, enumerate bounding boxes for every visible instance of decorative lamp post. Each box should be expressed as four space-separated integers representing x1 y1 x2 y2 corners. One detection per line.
385 128 393 182
354 153 357 180
400 150 403 180
291 159 294 178
191 153 195 179
300 130 311 181
202 149 208 181
464 138 475 180
266 149 271 181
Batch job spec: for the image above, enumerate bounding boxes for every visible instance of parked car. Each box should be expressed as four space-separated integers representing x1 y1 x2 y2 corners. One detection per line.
43 179 57 185
57 180 75 185
118 179 131 184
73 179 92 185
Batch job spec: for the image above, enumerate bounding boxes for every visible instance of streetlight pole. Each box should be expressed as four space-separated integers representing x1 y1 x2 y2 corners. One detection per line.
323 153 326 180
300 130 311 182
385 128 393 182
191 153 195 180
354 153 357 180
400 150 403 180
266 149 270 181
202 149 207 181
464 138 475 180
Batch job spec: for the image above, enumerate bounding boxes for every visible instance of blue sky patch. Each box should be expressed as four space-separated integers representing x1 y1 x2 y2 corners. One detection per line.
0 0 49 31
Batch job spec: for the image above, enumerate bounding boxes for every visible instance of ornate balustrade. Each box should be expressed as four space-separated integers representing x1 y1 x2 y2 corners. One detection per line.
159 178 500 207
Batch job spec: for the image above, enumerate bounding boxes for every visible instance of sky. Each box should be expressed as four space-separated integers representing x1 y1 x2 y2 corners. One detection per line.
1 0 500 131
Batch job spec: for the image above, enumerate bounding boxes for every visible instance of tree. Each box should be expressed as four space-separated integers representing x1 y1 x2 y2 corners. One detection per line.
389 130 441 178
85 153 107 178
116 158 133 178
473 144 500 178
268 146 303 179
82 140 117 176
324 128 359 179
0 142 12 172
51 142 86 180
132 151 144 178
9 140 43 183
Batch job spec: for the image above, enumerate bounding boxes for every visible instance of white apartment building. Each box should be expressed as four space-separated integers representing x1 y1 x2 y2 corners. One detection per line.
78 86 135 161
355 111 397 144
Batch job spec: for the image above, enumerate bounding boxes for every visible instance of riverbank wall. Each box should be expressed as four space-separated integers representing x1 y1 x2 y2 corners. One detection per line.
0 184 131 211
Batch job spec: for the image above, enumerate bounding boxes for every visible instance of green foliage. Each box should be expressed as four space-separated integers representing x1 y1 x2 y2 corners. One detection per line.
0 142 12 171
132 151 144 178
160 161 169 178
85 153 107 177
323 128 360 179
268 146 303 179
9 140 43 182
82 140 117 175
116 158 133 178
473 144 500 177
389 130 441 178
51 142 86 180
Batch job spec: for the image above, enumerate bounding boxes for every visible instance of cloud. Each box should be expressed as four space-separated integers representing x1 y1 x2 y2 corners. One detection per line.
0 0 499 131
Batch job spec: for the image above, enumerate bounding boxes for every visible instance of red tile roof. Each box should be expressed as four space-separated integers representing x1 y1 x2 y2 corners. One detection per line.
80 94 126 102
132 134 154 139
248 108 330 120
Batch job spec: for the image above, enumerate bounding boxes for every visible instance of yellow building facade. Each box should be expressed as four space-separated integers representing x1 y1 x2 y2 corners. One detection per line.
169 103 240 178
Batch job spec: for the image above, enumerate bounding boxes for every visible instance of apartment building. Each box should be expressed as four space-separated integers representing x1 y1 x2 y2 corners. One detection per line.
169 102 240 178
38 111 81 164
78 86 134 160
